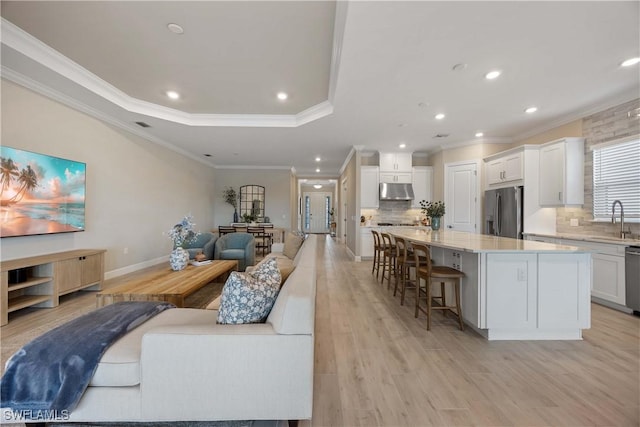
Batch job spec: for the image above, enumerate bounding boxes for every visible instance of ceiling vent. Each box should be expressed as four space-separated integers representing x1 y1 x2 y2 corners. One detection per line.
433 133 450 138
135 121 151 128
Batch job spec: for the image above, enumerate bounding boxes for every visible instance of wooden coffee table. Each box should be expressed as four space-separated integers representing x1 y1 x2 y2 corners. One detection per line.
96 260 238 308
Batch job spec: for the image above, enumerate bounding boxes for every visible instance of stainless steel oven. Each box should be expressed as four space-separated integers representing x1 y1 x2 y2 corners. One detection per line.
626 246 640 315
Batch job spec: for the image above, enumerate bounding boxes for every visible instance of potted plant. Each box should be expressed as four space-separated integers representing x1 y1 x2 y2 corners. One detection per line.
419 200 445 230
329 208 336 236
223 187 238 222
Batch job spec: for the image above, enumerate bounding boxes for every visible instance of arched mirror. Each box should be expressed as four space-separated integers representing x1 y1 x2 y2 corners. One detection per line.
239 185 265 222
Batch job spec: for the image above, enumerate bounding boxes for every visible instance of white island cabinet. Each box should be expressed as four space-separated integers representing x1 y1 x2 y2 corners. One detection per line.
390 229 591 340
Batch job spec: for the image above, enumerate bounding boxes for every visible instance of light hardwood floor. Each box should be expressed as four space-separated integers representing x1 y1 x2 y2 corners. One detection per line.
2 236 639 426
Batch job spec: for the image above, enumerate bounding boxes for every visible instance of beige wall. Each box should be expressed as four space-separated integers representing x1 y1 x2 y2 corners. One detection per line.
213 169 292 229
512 120 583 146
339 150 358 255
1 80 216 275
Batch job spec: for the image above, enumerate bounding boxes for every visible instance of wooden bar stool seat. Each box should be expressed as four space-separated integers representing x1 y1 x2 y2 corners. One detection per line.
412 243 465 331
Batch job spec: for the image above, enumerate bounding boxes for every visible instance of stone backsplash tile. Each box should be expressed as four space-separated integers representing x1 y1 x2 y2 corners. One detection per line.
556 98 640 239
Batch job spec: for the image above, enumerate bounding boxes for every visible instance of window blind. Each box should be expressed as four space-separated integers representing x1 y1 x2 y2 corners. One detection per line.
592 137 640 220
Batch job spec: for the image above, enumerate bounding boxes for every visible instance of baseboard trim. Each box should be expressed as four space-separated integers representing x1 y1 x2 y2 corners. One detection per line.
105 256 168 280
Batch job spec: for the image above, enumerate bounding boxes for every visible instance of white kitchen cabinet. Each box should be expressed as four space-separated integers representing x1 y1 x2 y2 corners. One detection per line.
486 152 523 186
411 166 433 207
379 152 412 172
360 227 379 258
360 166 379 208
486 253 538 329
379 172 412 184
539 138 584 206
592 253 626 305
557 237 626 306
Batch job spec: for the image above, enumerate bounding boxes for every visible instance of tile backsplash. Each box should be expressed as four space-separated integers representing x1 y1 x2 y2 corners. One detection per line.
361 200 423 225
556 98 640 239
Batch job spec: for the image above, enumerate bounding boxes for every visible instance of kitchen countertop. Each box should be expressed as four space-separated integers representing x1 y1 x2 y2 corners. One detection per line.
524 232 640 246
391 229 587 253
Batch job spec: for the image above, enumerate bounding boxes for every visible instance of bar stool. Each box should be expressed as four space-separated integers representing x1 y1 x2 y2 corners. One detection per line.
393 236 418 306
371 230 383 279
379 232 397 289
412 243 465 331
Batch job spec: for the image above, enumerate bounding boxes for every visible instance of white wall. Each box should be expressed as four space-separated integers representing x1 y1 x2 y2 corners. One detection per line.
1 80 217 276
213 168 292 229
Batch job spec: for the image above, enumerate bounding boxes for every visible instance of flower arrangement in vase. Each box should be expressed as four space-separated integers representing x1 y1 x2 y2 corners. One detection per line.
419 200 445 230
167 214 200 270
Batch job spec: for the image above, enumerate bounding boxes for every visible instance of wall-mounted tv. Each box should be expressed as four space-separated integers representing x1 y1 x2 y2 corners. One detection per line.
1 147 86 238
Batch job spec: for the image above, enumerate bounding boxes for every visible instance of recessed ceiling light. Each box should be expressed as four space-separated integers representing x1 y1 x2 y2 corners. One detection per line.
399 143 407 149
167 23 184 34
313 184 323 189
475 132 484 137
621 57 640 67
485 70 501 80
315 168 320 173
525 106 538 114
166 91 180 100
315 157 321 162
435 113 445 120
277 92 288 101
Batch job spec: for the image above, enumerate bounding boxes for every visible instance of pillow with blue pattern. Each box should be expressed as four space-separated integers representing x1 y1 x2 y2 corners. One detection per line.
217 258 282 324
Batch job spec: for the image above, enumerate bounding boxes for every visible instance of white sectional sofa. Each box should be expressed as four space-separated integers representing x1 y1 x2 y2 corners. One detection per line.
66 234 317 424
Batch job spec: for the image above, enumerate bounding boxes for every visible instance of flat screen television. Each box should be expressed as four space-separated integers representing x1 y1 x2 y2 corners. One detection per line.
1 147 86 238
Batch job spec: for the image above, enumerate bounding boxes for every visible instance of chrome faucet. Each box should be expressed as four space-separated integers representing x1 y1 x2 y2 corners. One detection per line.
611 200 631 239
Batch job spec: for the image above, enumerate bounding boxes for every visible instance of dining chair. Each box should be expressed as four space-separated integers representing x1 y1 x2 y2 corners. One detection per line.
412 243 465 331
218 226 236 235
247 226 271 256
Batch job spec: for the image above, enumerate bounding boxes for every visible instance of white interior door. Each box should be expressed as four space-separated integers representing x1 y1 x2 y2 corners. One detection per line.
303 192 331 233
444 161 479 233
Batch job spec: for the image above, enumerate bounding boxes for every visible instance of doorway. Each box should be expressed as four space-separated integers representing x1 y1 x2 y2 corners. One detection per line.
302 192 332 234
444 161 480 233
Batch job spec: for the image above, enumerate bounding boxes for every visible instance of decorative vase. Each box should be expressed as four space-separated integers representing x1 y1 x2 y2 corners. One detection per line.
233 210 239 223
430 216 441 231
169 247 189 271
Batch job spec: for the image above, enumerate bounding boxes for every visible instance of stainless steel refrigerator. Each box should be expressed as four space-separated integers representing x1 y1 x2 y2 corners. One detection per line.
484 186 523 239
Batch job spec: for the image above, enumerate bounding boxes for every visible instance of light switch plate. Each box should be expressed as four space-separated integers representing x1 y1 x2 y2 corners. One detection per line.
570 218 579 227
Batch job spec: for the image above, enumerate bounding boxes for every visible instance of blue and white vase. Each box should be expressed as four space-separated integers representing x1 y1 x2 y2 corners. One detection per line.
170 247 189 271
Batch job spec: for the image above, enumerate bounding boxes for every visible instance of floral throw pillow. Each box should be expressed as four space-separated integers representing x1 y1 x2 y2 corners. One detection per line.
217 258 281 324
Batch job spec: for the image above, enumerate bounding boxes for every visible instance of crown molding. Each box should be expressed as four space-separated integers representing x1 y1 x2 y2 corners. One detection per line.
214 165 293 171
339 146 357 176
1 68 215 169
327 1 348 105
1 18 334 128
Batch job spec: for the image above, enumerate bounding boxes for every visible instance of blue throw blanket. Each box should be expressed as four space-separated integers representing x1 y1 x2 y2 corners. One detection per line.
1 301 174 417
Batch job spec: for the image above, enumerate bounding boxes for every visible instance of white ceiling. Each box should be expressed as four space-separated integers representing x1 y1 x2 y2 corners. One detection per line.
2 1 639 177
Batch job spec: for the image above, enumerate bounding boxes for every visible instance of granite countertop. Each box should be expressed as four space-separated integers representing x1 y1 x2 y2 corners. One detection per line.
524 232 640 246
390 229 588 253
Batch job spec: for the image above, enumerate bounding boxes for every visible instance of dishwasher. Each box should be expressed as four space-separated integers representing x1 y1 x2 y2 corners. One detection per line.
626 246 640 315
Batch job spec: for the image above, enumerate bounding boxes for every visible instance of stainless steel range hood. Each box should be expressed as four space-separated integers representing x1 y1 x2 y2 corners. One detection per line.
379 183 415 201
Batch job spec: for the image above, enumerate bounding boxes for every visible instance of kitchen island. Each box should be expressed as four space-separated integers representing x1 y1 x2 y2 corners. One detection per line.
390 229 591 340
